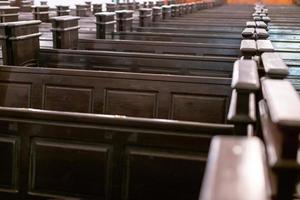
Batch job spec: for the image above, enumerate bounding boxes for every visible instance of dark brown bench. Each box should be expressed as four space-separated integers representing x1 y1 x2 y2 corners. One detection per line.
38 48 235 77
0 106 234 200
77 38 241 57
0 65 232 124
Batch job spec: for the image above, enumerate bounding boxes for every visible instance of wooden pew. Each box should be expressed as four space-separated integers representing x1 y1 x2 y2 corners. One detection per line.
0 106 234 199
38 48 235 77
77 38 241 57
0 65 232 124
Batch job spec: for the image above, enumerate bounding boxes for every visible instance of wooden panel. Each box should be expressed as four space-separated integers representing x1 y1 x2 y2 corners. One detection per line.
29 139 112 198
0 82 31 108
104 89 158 118
171 94 227 123
0 66 231 123
125 147 206 200
0 135 19 192
43 85 94 113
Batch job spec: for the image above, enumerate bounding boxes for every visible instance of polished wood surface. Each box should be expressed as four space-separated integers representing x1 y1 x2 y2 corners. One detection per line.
0 2 299 200
200 136 271 200
0 65 231 123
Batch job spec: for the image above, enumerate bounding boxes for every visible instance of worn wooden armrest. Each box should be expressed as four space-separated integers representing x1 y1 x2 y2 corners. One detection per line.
261 52 288 78
260 13 267 18
259 99 300 200
256 28 269 39
257 40 274 53
231 60 260 91
240 40 257 56
262 16 271 23
253 16 261 21
242 28 255 38
263 8 268 14
256 21 268 29
199 136 271 200
246 21 256 28
261 79 300 127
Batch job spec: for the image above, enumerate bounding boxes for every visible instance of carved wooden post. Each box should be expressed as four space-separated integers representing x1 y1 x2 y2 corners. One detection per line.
0 20 41 66
152 6 162 22
76 4 88 17
116 10 133 32
85 1 91 12
162 5 171 20
135 2 140 9
127 2 134 10
93 4 102 14
56 5 70 16
117 3 127 10
95 12 115 39
0 0 9 6
51 16 80 49
183 3 188 14
191 2 197 12
178 4 184 16
21 0 32 12
156 0 163 6
139 8 152 27
0 6 19 22
106 3 116 12
171 4 179 17
143 2 147 8
32 5 49 22
40 1 47 5
148 1 154 8
227 60 260 135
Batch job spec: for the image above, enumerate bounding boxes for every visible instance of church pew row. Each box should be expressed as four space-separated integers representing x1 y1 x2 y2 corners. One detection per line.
0 37 260 200
198 4 300 198
0 55 274 200
38 48 235 77
1 3 299 200
0 106 234 199
0 65 232 124
76 39 241 57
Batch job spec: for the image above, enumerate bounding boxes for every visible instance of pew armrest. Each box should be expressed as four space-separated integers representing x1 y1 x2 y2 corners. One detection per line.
262 16 271 23
246 21 256 28
257 40 274 53
199 136 271 200
231 60 260 91
256 28 269 39
240 40 257 55
242 28 255 38
262 79 300 127
261 52 288 78
256 21 267 29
